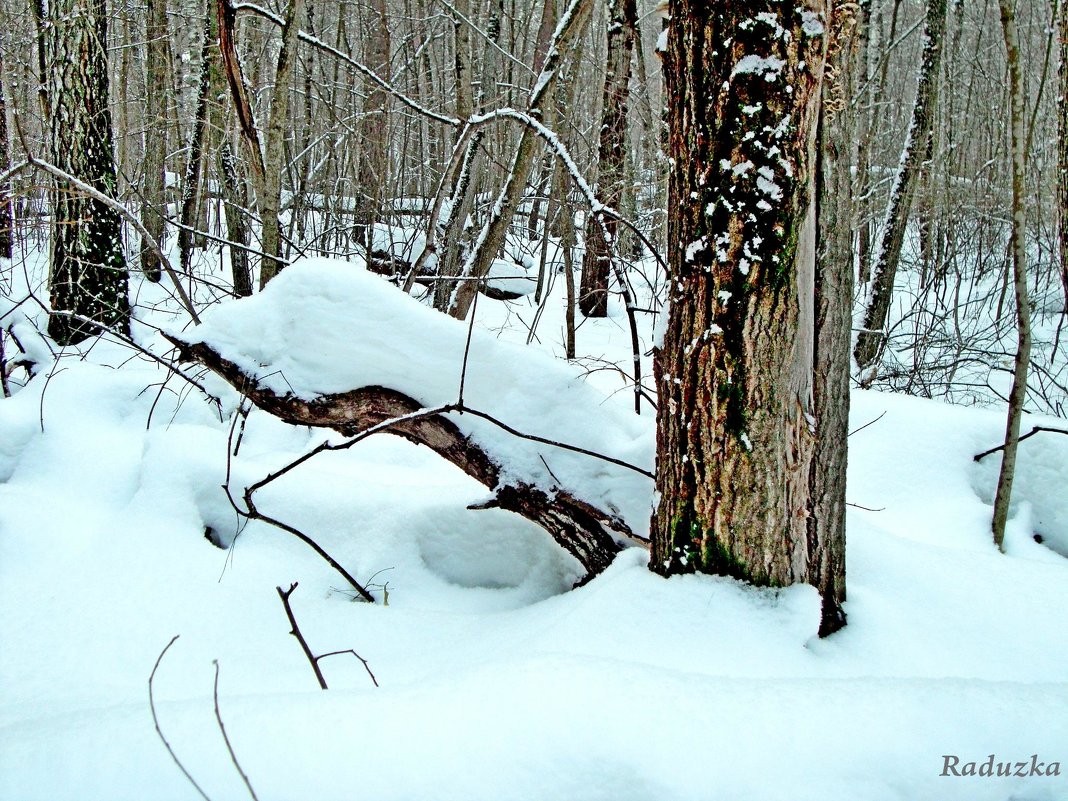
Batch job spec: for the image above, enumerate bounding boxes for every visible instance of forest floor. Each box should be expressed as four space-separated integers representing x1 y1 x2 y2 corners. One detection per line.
1 246 1067 800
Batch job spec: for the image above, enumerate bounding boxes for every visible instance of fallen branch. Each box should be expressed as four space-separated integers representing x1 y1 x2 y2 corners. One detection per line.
973 425 1068 461
169 335 641 583
276 582 379 689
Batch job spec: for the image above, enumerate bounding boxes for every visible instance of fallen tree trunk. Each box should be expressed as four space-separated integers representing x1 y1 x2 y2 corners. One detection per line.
167 335 638 583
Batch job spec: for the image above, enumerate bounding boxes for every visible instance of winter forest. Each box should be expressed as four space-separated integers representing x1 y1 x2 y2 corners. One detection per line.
0 0 1067 798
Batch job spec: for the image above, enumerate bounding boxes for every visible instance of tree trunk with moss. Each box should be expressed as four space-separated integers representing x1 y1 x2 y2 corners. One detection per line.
651 0 845 635
44 0 130 345
578 0 637 318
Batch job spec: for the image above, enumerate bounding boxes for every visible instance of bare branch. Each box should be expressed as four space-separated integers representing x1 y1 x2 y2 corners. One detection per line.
148 636 214 801
212 660 259 801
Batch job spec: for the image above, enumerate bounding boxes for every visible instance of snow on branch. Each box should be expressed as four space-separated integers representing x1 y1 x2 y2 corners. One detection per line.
166 259 654 585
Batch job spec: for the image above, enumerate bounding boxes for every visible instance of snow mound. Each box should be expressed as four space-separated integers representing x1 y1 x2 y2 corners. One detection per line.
178 257 655 534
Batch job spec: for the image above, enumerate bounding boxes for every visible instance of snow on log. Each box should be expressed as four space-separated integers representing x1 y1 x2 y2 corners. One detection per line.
168 258 654 582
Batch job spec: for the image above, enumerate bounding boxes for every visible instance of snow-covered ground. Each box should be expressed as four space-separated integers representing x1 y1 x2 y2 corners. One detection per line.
1 249 1067 800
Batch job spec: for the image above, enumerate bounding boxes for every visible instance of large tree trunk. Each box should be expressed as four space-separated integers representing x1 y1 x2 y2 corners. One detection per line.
990 0 1033 551
140 0 169 282
168 335 638 583
854 0 948 372
44 0 130 345
651 0 845 634
578 0 637 318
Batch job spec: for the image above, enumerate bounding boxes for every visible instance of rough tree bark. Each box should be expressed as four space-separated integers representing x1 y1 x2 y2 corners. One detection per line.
140 0 169 282
178 3 213 280
811 1 860 635
167 335 639 583
990 0 1033 551
854 0 948 372
651 0 846 635
578 0 637 318
44 0 130 345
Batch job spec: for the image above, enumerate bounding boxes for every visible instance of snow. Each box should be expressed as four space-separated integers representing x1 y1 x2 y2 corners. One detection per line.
1 251 1067 800
732 55 787 82
176 258 654 534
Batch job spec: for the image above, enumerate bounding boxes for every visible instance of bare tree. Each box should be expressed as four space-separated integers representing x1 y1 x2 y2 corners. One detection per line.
42 0 130 344
447 0 593 320
140 0 170 282
855 0 948 372
258 0 304 287
990 0 1033 550
352 0 391 261
578 0 637 318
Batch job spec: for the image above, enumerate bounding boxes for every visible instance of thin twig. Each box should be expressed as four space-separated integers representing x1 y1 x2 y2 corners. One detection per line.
973 425 1068 462
211 660 259 801
846 501 886 512
276 583 328 689
317 649 379 688
452 404 655 479
848 410 887 437
149 636 213 801
276 583 380 689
